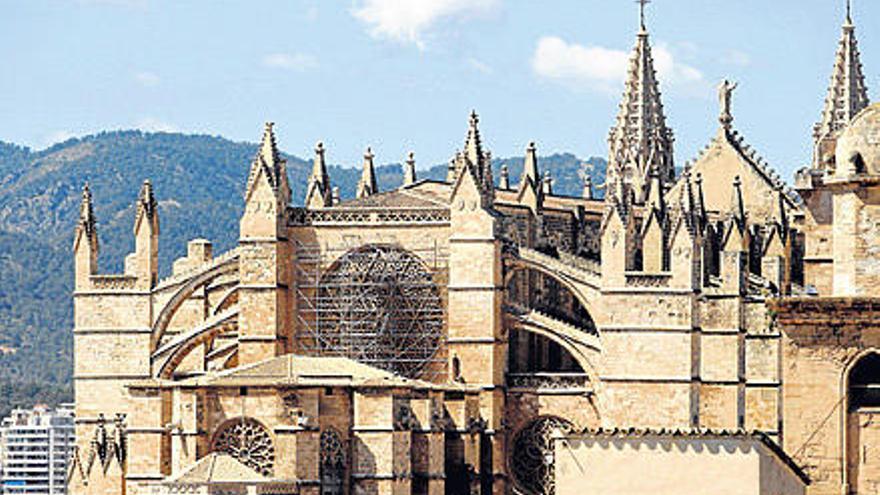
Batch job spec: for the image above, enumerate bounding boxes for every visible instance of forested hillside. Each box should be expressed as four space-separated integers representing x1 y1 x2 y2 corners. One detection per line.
0 131 605 416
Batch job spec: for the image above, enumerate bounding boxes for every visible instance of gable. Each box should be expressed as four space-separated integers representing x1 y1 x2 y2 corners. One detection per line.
668 132 796 223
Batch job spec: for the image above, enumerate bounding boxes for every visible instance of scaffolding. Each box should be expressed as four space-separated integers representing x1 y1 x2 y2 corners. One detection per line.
294 240 447 381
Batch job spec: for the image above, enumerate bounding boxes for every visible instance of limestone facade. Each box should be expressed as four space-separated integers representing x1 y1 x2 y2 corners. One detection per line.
68 5 879 495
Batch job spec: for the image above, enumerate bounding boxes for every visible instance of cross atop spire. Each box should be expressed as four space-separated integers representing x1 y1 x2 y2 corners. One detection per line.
846 0 852 24
638 0 651 31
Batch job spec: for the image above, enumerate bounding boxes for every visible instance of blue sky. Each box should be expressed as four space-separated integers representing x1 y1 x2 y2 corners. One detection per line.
1 0 877 180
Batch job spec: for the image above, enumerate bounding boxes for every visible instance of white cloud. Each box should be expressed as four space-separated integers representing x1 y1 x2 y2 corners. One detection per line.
75 0 149 8
134 71 160 87
134 117 178 133
466 57 493 75
531 36 704 94
352 0 501 49
721 49 751 67
305 5 318 22
262 52 318 71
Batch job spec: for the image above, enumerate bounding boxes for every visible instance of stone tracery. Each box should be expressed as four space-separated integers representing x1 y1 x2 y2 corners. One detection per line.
510 416 574 495
211 418 275 477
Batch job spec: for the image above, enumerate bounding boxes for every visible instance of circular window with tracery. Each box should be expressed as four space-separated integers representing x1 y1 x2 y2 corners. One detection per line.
510 416 574 495
211 418 275 477
307 244 444 380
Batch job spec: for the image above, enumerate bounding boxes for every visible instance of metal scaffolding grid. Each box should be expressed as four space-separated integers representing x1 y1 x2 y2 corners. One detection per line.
294 240 447 381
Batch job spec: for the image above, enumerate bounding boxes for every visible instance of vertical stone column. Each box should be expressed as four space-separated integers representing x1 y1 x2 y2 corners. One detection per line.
352 390 412 495
447 166 507 494
238 165 292 366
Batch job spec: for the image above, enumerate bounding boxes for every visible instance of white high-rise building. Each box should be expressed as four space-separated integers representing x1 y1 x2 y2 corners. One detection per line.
1 405 74 495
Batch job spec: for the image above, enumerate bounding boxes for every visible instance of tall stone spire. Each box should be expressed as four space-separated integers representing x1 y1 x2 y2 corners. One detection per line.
607 0 675 203
403 151 417 186
813 0 870 169
305 141 332 208
357 147 378 198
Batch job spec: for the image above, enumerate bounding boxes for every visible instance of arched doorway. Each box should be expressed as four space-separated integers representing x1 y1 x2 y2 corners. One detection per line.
847 352 880 494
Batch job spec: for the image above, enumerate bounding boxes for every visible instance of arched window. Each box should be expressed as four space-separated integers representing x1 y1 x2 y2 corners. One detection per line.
849 353 880 411
320 429 345 495
211 418 275 476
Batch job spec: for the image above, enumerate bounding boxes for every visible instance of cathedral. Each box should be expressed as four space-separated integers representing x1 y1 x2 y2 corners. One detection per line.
67 3 880 495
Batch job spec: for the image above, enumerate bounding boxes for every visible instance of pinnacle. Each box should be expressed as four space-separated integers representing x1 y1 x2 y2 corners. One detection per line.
608 16 675 203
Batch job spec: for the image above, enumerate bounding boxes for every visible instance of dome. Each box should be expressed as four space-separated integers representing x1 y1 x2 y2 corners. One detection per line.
835 102 880 177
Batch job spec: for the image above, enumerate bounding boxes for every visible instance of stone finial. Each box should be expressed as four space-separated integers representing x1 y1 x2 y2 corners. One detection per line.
403 151 417 186
521 141 540 191
356 147 378 199
134 179 158 235
305 141 332 208
542 170 553 195
730 175 746 227
464 110 483 167
332 186 340 204
499 164 510 189
646 165 664 214
446 156 457 183
79 183 96 236
582 171 593 200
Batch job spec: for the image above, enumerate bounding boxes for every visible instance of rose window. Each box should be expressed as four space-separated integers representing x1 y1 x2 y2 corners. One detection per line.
510 416 574 495
211 418 275 476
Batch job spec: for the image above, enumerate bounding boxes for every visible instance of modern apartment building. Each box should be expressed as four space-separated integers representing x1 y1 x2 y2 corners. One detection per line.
1 405 74 495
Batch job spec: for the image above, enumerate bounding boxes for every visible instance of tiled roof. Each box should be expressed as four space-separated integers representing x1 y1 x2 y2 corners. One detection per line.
175 353 444 389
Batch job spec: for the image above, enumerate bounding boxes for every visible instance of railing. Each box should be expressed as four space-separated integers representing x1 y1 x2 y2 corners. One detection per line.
506 372 591 392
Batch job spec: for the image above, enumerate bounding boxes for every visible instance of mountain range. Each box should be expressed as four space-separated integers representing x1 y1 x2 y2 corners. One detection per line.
0 131 606 416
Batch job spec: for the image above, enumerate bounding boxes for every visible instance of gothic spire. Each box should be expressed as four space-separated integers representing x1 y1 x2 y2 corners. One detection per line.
305 141 333 208
453 111 494 204
607 0 675 203
246 122 290 204
813 0 869 167
357 147 378 198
